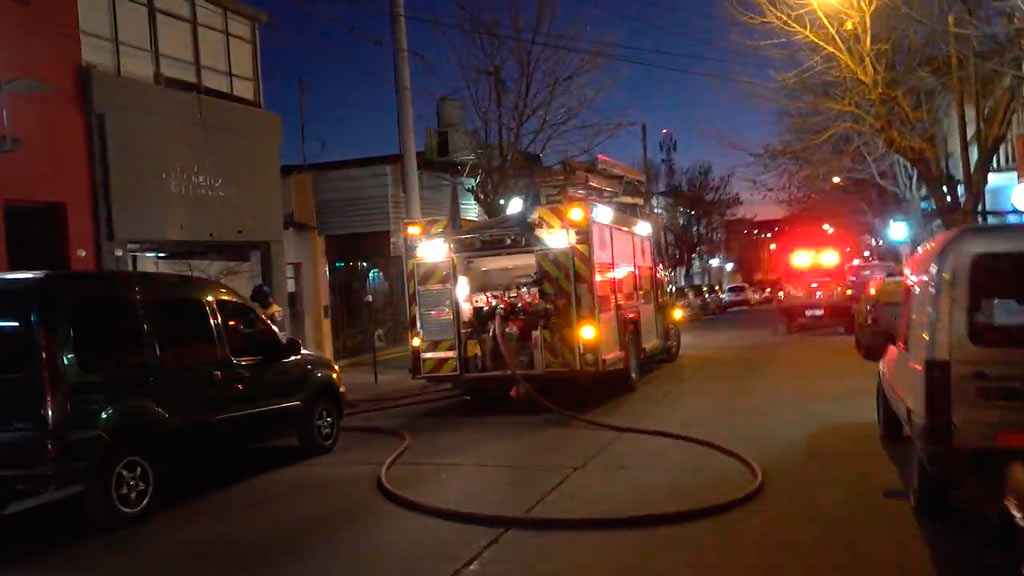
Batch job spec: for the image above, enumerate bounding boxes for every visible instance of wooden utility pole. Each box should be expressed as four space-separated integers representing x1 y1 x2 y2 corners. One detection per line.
641 122 650 206
298 77 307 166
950 13 971 214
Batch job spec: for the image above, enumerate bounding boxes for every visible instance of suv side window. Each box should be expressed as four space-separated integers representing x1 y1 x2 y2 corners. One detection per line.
150 298 220 368
68 294 146 378
216 299 281 359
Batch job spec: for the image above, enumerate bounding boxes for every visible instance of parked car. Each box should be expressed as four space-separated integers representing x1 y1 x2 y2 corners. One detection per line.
702 284 727 314
0 271 344 525
676 285 706 316
853 273 903 361
724 283 753 309
877 226 1024 514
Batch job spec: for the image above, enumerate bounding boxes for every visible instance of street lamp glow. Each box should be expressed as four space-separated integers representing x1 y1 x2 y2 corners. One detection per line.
831 176 842 184
888 219 910 243
506 196 524 215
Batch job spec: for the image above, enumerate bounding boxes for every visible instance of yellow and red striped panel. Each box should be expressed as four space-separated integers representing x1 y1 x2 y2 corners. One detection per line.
420 339 458 375
536 250 577 369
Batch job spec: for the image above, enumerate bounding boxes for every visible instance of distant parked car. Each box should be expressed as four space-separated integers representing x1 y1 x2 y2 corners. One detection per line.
676 285 706 316
724 283 753 309
0 271 344 525
703 284 727 314
853 273 903 361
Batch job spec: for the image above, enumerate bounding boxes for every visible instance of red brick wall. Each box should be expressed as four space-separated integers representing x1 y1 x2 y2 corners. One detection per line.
0 0 95 270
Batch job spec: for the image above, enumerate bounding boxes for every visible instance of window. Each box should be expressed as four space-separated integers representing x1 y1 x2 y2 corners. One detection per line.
0 292 31 376
216 300 280 359
969 253 1024 348
77 0 260 104
68 295 146 378
150 298 220 368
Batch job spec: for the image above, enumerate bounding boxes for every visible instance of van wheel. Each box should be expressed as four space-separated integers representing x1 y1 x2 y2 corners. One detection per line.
910 452 946 514
84 445 160 527
659 325 681 363
623 331 641 391
299 394 341 456
876 381 903 442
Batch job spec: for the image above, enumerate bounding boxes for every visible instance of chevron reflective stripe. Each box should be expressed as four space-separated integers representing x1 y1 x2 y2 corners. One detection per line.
420 339 456 353
534 206 564 229
416 261 452 287
421 358 458 375
429 219 448 234
537 251 573 294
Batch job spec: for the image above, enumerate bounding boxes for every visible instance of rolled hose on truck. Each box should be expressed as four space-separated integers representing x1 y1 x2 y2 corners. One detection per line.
339 312 765 529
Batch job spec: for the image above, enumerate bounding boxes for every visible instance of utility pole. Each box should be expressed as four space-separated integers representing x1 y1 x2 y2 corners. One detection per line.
950 13 971 215
298 77 307 166
389 0 421 219
641 122 650 206
969 39 987 223
492 64 504 160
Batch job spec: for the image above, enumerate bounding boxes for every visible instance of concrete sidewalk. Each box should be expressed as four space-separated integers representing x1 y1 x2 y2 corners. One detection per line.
338 351 449 401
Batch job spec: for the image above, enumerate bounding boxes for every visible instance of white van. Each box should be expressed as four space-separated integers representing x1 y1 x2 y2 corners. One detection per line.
877 225 1024 512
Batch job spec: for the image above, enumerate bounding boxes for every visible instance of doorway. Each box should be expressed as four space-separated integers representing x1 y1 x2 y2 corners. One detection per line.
3 201 70 271
286 262 304 338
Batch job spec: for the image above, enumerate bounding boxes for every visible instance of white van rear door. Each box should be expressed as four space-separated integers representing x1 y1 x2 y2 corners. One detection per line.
950 250 1024 448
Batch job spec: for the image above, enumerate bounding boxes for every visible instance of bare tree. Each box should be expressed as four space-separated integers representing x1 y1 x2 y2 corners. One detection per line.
733 0 1024 228
448 0 630 216
660 162 743 278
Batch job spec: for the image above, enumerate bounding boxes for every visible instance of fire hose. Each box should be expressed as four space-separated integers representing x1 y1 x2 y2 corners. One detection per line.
340 313 765 529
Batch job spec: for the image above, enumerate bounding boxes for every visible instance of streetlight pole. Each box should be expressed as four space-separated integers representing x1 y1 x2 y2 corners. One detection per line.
389 0 421 219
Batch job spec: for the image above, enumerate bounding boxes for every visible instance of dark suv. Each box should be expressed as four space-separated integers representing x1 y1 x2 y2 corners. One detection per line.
0 271 344 524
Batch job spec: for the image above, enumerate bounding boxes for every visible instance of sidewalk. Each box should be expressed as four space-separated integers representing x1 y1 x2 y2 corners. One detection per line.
338 350 449 401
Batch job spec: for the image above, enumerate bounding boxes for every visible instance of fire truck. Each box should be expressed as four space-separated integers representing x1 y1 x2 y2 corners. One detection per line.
776 229 858 334
401 156 685 398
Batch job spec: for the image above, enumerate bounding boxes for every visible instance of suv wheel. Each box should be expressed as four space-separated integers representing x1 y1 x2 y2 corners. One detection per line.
623 331 641 391
84 446 159 526
876 380 903 442
299 394 341 455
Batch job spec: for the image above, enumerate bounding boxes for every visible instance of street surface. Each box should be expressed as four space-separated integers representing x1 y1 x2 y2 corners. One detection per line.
0 308 1010 574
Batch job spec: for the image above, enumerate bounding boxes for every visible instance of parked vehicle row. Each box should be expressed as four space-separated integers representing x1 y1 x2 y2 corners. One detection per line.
0 271 345 525
676 284 726 316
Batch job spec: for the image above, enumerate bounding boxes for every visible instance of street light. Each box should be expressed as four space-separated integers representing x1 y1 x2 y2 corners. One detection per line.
831 176 842 184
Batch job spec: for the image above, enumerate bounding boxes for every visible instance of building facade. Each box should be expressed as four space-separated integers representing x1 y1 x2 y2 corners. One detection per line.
77 0 286 301
283 154 480 358
0 0 96 272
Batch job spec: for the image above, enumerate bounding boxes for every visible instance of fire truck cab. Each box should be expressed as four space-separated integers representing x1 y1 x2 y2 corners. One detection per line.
402 157 684 398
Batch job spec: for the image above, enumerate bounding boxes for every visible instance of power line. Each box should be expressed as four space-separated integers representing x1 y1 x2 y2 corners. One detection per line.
401 12 769 87
416 5 759 69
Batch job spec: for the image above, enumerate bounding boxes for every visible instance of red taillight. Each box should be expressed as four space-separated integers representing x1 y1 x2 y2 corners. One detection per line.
924 360 952 443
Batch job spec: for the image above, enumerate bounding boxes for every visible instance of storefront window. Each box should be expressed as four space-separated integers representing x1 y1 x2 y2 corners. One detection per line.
78 0 261 105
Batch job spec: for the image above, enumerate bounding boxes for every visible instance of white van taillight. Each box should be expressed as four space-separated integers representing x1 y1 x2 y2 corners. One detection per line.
924 360 952 443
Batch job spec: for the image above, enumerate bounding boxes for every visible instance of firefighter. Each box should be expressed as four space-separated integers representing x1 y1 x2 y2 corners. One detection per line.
250 283 284 332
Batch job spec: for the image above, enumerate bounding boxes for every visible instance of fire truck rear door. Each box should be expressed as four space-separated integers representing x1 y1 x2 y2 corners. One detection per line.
414 259 460 376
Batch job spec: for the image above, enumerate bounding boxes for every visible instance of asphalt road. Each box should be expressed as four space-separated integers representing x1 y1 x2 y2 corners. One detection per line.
1 308 1015 574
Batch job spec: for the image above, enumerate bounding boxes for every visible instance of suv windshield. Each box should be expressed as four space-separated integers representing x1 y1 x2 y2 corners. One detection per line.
969 253 1024 347
726 285 746 294
0 291 32 376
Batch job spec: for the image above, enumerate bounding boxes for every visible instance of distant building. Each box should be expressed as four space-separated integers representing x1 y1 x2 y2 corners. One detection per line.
282 154 481 358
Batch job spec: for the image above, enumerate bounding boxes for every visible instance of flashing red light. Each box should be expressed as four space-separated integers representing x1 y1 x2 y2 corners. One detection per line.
790 250 815 268
817 249 841 267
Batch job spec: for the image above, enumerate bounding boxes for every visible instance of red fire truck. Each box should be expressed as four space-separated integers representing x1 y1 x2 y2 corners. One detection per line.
776 228 859 334
401 157 685 398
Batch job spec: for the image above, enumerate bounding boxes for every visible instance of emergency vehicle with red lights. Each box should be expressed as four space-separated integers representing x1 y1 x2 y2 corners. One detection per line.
776 228 858 334
401 156 684 398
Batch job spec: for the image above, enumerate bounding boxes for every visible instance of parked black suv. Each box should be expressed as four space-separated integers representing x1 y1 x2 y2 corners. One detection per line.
0 271 344 525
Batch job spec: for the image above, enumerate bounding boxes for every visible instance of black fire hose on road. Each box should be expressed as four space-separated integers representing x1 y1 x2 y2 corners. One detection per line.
340 313 764 529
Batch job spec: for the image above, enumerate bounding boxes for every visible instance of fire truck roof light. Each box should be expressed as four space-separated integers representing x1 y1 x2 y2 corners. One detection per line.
817 249 841 267
406 223 423 236
506 197 524 215
634 220 652 236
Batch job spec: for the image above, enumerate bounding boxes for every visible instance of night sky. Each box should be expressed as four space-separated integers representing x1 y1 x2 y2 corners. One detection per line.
249 0 782 218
